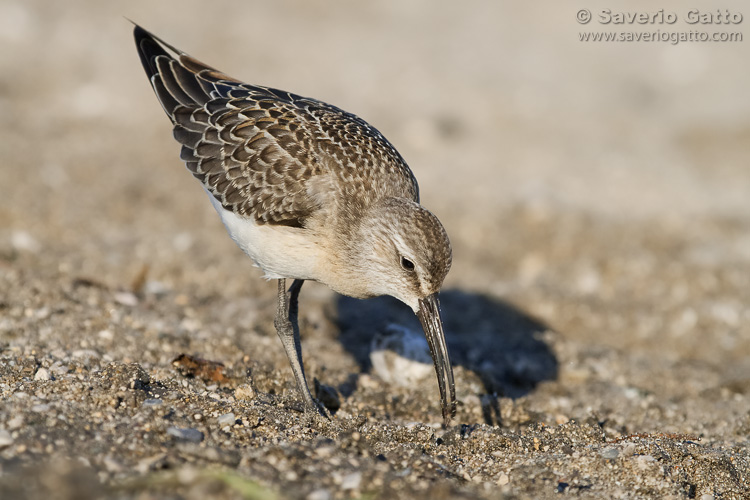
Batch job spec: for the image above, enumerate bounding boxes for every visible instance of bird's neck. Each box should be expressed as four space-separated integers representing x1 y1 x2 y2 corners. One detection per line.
319 198 403 300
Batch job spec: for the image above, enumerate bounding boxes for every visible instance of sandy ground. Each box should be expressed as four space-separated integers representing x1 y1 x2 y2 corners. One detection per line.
1 1 749 498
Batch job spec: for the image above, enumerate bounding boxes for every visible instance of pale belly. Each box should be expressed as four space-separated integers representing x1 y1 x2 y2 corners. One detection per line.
206 192 323 281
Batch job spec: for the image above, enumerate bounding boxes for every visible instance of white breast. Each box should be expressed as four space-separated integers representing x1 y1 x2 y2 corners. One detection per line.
206 191 323 281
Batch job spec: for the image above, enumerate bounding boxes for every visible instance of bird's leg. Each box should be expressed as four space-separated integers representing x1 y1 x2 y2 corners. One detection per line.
273 278 322 415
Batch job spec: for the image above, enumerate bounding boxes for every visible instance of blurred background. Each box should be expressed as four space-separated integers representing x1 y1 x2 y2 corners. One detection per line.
1 0 748 367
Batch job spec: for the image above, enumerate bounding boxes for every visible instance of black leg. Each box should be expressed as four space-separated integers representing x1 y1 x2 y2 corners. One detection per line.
273 278 322 415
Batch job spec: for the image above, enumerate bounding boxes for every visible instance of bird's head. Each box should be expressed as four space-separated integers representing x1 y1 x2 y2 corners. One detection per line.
348 198 451 308
345 197 456 424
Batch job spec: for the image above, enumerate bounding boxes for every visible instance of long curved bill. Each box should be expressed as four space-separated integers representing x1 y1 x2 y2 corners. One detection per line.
417 293 456 426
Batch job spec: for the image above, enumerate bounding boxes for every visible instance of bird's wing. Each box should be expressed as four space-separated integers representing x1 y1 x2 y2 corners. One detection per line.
134 25 418 228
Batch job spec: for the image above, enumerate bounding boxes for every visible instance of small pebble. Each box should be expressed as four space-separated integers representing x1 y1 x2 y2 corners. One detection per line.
307 489 331 500
315 446 335 458
340 471 362 490
50 362 70 376
217 412 236 427
600 447 619 460
11 230 41 253
114 292 138 307
0 430 14 449
6 416 23 430
177 467 199 484
234 384 255 400
635 454 656 470
142 398 163 407
370 324 433 387
621 443 637 457
144 280 170 295
34 367 51 381
167 427 204 443
98 329 114 340
103 456 124 473
285 471 299 481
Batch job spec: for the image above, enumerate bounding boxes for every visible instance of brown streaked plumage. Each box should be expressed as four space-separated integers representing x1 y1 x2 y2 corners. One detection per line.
133 24 456 425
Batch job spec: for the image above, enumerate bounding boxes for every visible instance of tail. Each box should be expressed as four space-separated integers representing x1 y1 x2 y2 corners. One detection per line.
132 23 239 120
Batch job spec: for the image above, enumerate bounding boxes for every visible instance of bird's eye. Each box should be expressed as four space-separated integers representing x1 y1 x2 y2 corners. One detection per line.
400 256 415 271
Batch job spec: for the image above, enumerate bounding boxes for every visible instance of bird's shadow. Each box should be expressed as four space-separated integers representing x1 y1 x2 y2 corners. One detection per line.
335 289 558 424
